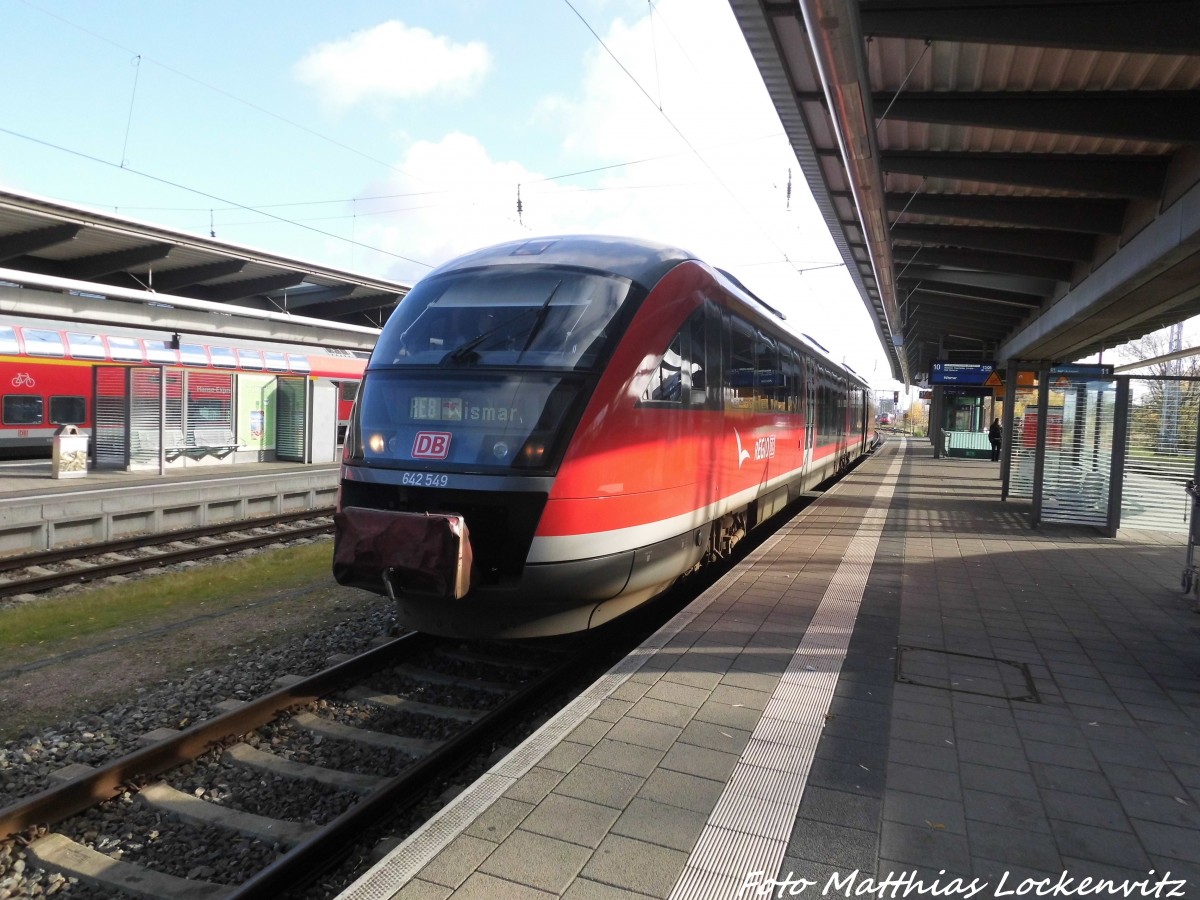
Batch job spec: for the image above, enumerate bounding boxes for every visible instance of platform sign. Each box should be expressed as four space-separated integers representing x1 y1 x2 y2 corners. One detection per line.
1049 364 1114 378
930 360 996 385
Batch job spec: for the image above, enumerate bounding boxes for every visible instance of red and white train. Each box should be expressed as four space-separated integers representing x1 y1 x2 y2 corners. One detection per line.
334 235 877 638
0 315 366 456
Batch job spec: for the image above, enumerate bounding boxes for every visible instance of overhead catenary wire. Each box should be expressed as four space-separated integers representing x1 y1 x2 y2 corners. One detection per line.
560 0 839 281
0 124 434 270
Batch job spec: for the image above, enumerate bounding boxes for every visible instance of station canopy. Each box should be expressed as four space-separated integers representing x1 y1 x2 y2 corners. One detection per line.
730 0 1200 385
0 189 408 329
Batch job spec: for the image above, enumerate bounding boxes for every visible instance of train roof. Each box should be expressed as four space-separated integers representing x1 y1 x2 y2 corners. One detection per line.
419 235 696 289
415 234 871 390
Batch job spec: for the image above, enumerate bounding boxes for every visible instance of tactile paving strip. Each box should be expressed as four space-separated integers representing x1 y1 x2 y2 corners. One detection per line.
670 440 905 899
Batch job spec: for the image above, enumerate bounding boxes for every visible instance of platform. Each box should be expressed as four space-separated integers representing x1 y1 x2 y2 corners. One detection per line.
339 437 1200 899
0 458 339 554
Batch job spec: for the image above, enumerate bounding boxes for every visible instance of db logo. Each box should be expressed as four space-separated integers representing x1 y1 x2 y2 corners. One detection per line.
412 431 452 460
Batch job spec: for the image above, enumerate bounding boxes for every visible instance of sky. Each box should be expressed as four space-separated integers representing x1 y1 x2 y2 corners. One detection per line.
0 0 907 394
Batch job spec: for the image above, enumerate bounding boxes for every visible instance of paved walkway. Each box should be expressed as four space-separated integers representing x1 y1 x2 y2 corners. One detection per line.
340 438 1200 900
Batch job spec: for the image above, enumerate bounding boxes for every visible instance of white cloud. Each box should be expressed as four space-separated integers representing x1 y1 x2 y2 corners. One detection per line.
352 132 551 283
343 0 893 383
294 21 491 110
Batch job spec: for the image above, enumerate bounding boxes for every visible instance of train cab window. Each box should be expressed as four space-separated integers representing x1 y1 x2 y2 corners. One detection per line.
264 352 288 372
375 266 636 371
0 327 16 354
145 340 177 364
210 346 236 368
637 307 711 410
640 333 685 405
180 344 208 366
237 349 264 369
3 395 43 425
22 329 65 357
108 336 144 362
339 380 359 403
67 332 105 359
49 396 86 425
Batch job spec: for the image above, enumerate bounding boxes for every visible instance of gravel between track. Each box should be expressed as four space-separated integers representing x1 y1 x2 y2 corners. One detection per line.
0 536 397 898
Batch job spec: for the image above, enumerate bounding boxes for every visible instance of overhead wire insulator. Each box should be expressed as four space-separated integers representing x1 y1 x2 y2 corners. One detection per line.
517 185 524 225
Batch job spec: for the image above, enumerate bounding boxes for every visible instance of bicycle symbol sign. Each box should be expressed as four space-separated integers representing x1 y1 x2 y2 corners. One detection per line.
11 373 34 388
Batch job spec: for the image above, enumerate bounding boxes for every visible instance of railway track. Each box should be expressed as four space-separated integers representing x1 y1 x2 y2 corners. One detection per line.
0 509 334 601
0 631 588 898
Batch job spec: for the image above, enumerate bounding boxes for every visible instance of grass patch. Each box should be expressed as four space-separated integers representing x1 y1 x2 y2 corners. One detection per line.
1 541 335 658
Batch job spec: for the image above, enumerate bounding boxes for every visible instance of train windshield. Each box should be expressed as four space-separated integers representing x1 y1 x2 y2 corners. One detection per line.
373 266 634 370
348 371 585 472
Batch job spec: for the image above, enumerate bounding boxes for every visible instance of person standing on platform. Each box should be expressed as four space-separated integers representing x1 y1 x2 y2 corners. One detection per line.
988 417 1002 461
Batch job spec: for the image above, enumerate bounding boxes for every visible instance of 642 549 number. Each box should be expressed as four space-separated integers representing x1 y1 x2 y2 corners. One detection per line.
401 472 450 488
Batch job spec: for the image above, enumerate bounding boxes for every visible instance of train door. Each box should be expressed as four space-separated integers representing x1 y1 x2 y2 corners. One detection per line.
310 380 338 464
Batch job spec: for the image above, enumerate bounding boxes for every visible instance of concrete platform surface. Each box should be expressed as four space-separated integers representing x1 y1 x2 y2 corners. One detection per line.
337 437 1199 900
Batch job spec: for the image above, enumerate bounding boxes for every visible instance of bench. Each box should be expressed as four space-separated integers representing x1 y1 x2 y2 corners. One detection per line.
132 428 188 460
190 427 242 458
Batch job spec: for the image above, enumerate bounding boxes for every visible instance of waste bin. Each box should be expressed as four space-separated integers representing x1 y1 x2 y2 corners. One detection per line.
51 424 89 479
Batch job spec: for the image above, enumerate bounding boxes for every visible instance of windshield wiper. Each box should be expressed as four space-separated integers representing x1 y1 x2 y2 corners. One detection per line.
517 280 563 359
441 281 564 364
441 306 539 364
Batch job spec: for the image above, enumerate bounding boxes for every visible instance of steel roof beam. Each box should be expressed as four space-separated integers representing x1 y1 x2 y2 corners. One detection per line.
899 278 1043 309
189 272 306 303
907 297 1028 325
54 243 174 280
0 224 82 263
892 246 1075 281
879 91 1200 144
881 151 1168 199
297 293 403 319
266 284 357 311
885 192 1126 235
859 1 1200 55
133 260 248 292
895 263 1057 298
891 224 1095 261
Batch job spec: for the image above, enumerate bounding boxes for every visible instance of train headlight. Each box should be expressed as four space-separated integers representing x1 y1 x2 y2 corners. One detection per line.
368 433 386 453
518 440 546 465
492 441 510 460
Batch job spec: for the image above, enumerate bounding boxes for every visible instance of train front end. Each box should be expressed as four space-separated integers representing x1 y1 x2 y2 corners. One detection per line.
333 236 683 637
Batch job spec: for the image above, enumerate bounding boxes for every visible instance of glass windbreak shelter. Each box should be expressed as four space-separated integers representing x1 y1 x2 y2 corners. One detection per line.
1025 364 1126 537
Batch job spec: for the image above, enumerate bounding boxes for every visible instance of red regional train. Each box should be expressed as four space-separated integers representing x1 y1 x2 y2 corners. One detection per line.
333 235 877 638
0 315 366 456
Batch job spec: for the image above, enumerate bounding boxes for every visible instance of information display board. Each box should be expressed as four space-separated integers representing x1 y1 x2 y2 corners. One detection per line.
930 361 996 385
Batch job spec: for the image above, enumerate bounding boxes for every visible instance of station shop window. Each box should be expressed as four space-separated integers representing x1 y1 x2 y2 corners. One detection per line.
50 395 86 425
67 332 105 359
3 395 43 425
22 329 65 357
0 327 17 355
186 372 233 430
